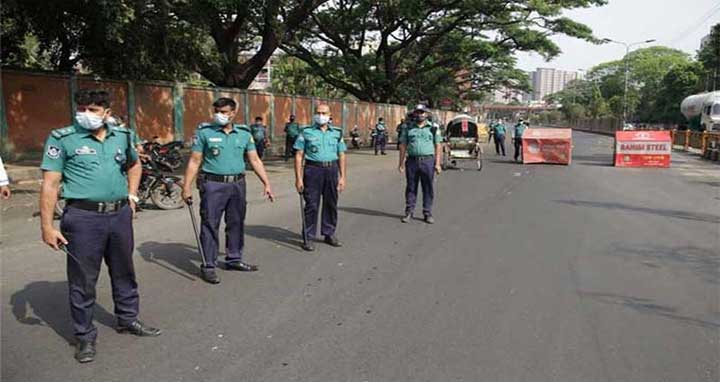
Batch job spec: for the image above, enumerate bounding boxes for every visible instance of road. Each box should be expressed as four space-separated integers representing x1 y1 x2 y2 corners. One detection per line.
1 130 718 382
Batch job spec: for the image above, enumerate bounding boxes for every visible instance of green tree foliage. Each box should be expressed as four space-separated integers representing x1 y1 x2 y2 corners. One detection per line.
269 55 349 99
281 0 605 104
698 23 720 91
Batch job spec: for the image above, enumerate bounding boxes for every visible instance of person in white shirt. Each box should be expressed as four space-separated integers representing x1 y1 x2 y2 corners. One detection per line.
0 155 10 199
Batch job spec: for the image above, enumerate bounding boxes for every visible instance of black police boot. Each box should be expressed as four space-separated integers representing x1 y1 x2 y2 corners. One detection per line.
116 320 162 337
200 267 220 284
324 235 343 247
74 340 96 363
401 213 412 223
301 241 315 252
226 261 259 272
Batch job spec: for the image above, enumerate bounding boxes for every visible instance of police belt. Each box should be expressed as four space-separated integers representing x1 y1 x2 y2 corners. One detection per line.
407 155 435 161
201 172 245 183
305 160 338 168
67 199 128 213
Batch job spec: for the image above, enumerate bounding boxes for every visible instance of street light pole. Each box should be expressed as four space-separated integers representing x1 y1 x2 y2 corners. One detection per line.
604 38 656 126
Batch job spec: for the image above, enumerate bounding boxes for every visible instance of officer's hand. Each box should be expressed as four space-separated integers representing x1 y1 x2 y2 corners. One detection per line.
337 177 346 193
0 186 10 200
295 180 304 194
263 185 275 202
435 165 442 175
182 187 193 203
398 165 405 173
42 227 68 251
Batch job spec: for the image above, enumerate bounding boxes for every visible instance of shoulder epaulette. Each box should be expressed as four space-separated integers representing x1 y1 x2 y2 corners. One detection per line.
110 125 130 134
234 124 251 132
198 122 214 130
51 125 76 138
330 125 343 132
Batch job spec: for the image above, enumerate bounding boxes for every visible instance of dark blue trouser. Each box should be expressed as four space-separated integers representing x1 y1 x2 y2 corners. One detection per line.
405 157 435 216
60 204 138 342
256 139 266 159
514 138 523 161
375 134 387 154
494 134 506 155
285 136 298 161
199 179 247 268
303 164 339 240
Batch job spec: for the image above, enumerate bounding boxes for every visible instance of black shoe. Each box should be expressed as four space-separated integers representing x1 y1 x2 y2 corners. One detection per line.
424 215 435 224
301 241 315 252
74 340 96 363
324 236 343 247
226 261 259 272
401 214 412 223
201 267 220 284
381 152 387 155
117 320 162 337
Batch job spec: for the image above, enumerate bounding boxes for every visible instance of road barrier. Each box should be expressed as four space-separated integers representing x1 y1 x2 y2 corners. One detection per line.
670 130 720 161
522 128 572 165
614 131 671 168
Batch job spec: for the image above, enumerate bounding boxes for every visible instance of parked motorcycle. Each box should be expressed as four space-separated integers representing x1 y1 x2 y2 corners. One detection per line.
138 141 184 210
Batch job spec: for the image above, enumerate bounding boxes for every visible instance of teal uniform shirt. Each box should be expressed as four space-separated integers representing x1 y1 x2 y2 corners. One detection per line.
250 123 267 142
294 124 347 162
285 122 301 139
493 123 507 136
399 121 443 157
191 123 256 175
514 123 526 139
41 123 139 202
375 122 387 134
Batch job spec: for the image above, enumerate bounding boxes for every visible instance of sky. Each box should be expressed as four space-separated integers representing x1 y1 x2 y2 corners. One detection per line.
515 0 720 73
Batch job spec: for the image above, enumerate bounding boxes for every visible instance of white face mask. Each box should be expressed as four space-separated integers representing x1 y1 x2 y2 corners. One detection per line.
314 114 330 126
214 112 231 126
75 112 105 130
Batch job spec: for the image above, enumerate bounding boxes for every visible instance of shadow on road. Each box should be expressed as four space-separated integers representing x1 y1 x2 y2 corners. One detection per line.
579 291 720 329
9 281 116 344
339 206 404 220
245 225 304 251
136 241 201 281
554 200 720 224
608 243 719 285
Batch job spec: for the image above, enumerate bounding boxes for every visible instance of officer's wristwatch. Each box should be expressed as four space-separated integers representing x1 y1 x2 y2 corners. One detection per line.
128 194 140 203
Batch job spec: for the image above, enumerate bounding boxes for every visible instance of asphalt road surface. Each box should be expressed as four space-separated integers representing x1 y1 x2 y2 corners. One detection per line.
1 130 718 382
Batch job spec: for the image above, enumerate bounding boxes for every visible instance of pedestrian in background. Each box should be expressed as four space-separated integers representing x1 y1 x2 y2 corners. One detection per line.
250 116 269 159
284 114 301 161
513 119 527 163
492 119 507 156
182 98 275 284
39 89 161 363
294 103 347 252
374 117 387 155
0 155 10 199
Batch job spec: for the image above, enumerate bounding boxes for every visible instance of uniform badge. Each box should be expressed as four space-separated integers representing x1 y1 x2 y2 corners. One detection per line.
310 146 319 153
114 148 127 163
192 135 199 145
46 145 61 159
75 146 97 155
211 147 221 156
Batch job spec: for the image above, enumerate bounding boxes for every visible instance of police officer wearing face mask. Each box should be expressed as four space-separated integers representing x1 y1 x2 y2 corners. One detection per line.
398 104 443 224
373 117 387 155
294 104 347 251
39 89 161 364
182 98 275 284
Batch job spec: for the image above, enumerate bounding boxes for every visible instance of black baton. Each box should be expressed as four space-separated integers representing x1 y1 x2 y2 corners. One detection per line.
186 198 208 268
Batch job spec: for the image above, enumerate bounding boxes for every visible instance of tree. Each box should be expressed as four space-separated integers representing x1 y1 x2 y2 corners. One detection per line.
698 23 720 91
269 55 349 98
655 61 704 123
281 0 605 104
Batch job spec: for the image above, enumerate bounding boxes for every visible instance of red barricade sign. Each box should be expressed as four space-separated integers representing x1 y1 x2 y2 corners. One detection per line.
614 131 671 168
522 128 572 165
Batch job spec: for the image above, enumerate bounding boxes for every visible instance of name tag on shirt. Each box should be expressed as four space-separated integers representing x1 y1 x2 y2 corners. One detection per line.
75 146 97 155
208 137 223 142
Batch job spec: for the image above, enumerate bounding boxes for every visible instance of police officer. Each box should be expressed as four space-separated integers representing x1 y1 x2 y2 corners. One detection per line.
182 98 275 284
492 119 507 156
284 114 301 161
513 118 527 162
398 105 443 224
395 118 407 150
39 89 161 363
250 116 269 159
373 117 387 155
294 103 347 251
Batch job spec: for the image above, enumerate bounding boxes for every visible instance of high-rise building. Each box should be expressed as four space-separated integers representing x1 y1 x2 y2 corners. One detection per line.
530 68 582 102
